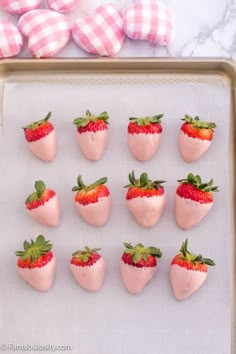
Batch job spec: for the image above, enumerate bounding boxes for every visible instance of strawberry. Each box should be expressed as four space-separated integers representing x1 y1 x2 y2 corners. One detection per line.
179 115 217 162
70 246 106 292
15 234 56 291
124 170 166 227
23 112 57 161
72 175 111 226
25 180 60 227
175 173 218 230
73 110 109 161
127 114 163 161
170 239 215 300
120 242 162 294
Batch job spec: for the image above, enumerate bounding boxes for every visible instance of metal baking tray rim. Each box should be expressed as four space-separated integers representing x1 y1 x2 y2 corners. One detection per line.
0 58 235 353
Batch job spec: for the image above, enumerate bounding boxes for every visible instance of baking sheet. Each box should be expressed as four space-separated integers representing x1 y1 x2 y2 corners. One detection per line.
0 72 232 354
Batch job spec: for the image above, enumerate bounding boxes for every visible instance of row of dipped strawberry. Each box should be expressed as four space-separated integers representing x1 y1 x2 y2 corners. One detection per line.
15 235 215 300
25 171 218 230
23 111 217 163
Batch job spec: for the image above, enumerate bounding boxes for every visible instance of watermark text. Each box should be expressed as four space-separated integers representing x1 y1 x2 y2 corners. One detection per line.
0 343 73 352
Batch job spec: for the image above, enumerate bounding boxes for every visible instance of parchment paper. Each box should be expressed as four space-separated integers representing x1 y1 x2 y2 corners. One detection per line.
0 74 231 354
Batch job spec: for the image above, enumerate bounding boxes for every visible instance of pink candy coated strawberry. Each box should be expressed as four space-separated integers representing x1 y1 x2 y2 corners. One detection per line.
16 235 56 292
70 246 106 292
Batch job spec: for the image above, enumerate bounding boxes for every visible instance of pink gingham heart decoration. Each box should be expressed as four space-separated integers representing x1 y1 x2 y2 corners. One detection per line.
123 0 175 45
72 4 125 56
0 0 41 15
18 9 71 58
0 19 23 58
48 0 80 13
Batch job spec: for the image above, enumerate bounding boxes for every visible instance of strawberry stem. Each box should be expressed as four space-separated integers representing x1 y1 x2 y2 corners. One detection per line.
180 239 215 266
129 114 163 126
177 173 219 192
25 180 46 205
124 170 165 190
124 242 162 263
181 115 216 131
72 175 108 192
15 235 52 263
72 246 101 262
73 110 109 128
23 112 52 130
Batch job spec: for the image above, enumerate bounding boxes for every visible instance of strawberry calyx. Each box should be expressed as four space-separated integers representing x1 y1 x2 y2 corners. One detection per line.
25 180 45 204
72 175 109 205
15 235 53 267
25 180 55 210
181 115 216 131
71 246 101 266
129 114 163 126
124 170 165 190
73 110 109 128
25 180 44 203
177 173 218 193
122 242 162 267
72 175 108 192
174 239 215 267
23 112 52 131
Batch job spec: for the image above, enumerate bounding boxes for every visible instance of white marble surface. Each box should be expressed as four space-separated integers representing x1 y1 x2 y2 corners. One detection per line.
0 0 236 58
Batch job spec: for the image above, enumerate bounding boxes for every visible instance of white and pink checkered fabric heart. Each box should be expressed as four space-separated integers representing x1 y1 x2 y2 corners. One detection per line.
0 19 23 57
18 9 71 57
72 4 124 56
123 0 175 45
48 0 80 13
0 0 41 15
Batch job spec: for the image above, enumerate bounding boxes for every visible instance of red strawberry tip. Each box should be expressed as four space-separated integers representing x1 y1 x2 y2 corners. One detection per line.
124 170 165 190
178 239 215 266
15 234 53 264
73 110 109 128
22 111 52 131
72 175 108 192
123 242 162 265
177 173 219 193
129 114 163 126
181 115 216 131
